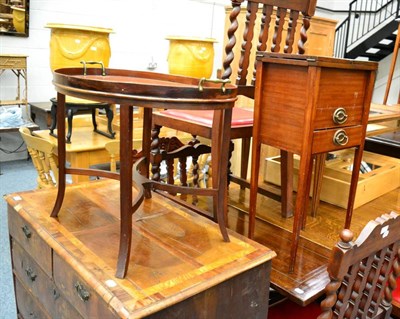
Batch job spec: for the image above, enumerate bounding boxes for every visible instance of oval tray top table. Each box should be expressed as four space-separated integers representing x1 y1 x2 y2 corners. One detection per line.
50 66 238 278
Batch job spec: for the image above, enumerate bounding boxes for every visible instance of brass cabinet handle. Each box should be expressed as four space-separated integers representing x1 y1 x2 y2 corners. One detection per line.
332 107 348 125
21 225 32 239
333 129 349 146
25 267 37 282
75 281 90 302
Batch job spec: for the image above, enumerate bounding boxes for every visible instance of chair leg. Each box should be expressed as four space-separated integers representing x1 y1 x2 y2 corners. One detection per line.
104 105 116 137
66 107 74 143
150 124 163 182
345 147 363 229
240 137 251 189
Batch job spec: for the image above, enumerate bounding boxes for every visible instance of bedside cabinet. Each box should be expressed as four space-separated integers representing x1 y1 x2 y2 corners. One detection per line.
249 53 377 272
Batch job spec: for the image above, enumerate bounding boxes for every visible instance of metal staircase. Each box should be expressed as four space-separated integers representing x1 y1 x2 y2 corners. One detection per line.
334 0 399 61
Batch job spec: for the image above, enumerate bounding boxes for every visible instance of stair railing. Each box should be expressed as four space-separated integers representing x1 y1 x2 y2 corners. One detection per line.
334 0 399 58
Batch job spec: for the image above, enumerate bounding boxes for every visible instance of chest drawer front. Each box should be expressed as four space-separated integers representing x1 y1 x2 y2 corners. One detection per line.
12 239 55 309
12 240 83 319
14 277 51 319
8 208 52 277
53 252 118 319
312 126 363 154
314 68 369 129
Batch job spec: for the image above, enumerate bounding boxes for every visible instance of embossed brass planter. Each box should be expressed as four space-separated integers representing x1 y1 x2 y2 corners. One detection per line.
45 23 113 71
166 36 216 78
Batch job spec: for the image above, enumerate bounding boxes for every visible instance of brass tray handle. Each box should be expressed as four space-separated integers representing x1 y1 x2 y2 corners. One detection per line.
332 107 348 125
75 281 90 302
80 61 106 76
198 78 230 93
333 129 349 146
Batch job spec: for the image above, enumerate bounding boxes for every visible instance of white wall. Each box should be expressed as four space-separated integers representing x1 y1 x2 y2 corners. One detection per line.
372 52 400 105
1 0 397 104
0 0 227 103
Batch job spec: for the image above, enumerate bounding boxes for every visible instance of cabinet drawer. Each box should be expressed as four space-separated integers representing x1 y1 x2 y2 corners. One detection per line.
14 277 51 319
314 68 369 129
8 208 52 277
312 126 363 154
12 239 83 319
53 252 118 319
0 56 27 69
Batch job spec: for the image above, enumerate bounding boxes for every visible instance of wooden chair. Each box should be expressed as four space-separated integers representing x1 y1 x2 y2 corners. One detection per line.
19 127 58 188
151 0 318 218
105 140 121 172
269 211 400 319
102 139 144 172
105 139 211 189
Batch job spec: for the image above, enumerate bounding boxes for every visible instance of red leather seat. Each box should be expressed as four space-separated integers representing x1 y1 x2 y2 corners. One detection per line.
158 108 254 127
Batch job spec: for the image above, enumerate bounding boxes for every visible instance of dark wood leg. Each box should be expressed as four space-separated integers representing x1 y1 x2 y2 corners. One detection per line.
227 141 234 186
301 155 315 230
50 93 66 218
178 156 189 202
289 152 313 273
240 137 251 189
310 153 325 218
66 107 73 144
248 134 262 239
150 124 162 182
91 109 98 131
142 108 152 199
92 105 116 139
49 98 57 136
115 104 133 279
189 135 201 189
104 105 116 137
281 150 294 218
345 147 363 229
211 109 230 242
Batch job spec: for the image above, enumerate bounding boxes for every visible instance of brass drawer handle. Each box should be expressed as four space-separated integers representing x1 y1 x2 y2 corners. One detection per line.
25 267 37 282
332 107 348 125
21 225 32 238
333 129 349 146
75 281 90 302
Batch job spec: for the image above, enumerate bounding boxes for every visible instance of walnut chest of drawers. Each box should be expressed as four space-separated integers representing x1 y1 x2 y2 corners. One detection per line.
6 180 276 318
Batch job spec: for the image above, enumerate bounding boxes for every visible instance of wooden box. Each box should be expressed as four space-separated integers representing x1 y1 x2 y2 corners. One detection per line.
264 150 400 209
6 180 275 319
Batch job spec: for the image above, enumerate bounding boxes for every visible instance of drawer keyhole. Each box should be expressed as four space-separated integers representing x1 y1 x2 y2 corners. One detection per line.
333 129 349 146
333 107 348 125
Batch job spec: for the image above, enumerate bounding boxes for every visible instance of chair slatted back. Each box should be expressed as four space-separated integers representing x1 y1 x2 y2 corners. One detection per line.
319 211 400 319
222 0 317 98
19 127 58 188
